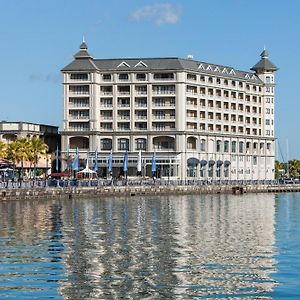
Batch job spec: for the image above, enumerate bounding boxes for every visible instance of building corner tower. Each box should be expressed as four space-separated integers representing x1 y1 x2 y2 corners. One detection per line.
251 50 278 180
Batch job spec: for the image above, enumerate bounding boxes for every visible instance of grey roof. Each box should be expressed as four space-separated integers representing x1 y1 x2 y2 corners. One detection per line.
62 44 264 82
80 42 88 50
251 50 278 72
62 58 98 71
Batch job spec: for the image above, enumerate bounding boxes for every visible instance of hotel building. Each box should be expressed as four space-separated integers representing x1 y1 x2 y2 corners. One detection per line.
61 42 278 180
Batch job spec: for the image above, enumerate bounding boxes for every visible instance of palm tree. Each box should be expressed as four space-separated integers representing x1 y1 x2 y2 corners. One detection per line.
0 141 6 158
28 136 48 179
16 137 31 180
6 141 21 165
288 159 300 178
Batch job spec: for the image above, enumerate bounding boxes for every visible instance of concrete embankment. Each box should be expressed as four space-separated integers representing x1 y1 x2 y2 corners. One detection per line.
1 184 300 201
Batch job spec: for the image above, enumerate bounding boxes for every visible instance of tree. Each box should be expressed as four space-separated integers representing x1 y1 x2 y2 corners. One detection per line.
0 141 6 158
275 160 284 179
288 159 300 178
16 137 31 179
6 140 22 165
28 136 48 178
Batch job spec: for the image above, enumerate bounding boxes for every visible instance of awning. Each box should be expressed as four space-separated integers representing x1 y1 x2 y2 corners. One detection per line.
187 157 199 166
208 160 215 166
50 172 70 178
200 160 207 166
224 160 231 167
216 160 223 166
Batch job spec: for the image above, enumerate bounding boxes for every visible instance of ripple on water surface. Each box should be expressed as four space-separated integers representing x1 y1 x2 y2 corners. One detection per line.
0 193 299 299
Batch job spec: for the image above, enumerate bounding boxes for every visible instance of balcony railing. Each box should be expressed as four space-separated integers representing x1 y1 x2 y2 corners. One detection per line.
152 90 175 95
69 115 89 120
69 103 89 108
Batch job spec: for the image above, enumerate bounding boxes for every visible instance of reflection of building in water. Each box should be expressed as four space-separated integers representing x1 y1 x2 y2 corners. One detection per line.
170 193 277 297
58 194 277 299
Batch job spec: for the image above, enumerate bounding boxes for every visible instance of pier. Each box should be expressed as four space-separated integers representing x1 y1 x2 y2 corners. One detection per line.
1 182 300 201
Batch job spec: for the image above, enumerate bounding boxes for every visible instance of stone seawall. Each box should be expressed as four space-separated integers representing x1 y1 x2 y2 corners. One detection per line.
1 184 300 201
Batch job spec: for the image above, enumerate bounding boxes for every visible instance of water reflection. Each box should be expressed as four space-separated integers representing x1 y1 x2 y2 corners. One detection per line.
0 194 278 299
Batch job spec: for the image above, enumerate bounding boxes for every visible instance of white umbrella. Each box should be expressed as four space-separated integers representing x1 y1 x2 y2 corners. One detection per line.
137 151 142 173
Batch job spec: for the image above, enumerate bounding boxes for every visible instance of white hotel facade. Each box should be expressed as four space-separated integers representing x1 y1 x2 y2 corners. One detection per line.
61 42 278 180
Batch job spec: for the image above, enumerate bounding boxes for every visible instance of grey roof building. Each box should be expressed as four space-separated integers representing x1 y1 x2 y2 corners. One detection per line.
61 42 277 181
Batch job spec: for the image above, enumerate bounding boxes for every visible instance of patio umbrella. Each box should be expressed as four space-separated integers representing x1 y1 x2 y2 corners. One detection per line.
137 151 142 175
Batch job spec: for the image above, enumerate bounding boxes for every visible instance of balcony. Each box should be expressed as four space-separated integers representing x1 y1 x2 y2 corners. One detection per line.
101 91 113 96
135 90 147 95
152 90 175 96
135 115 147 120
69 115 89 121
69 103 89 108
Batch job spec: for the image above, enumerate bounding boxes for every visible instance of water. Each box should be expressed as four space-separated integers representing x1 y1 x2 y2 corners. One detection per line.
0 193 299 299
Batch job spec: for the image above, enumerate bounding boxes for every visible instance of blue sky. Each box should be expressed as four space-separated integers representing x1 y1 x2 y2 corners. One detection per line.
1 0 300 159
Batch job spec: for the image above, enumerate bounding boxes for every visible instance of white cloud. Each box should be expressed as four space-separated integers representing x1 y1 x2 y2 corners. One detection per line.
131 3 181 25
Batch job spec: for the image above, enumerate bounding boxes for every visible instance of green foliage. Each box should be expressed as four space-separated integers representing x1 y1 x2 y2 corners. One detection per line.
275 160 284 179
0 141 6 158
288 159 300 178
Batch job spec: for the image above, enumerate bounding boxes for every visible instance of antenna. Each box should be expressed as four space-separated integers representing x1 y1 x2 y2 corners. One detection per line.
82 35 85 43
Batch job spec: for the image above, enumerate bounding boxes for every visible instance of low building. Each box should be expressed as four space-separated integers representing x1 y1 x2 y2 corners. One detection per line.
0 121 59 153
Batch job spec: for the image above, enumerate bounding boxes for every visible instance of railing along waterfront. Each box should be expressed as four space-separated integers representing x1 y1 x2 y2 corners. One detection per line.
0 178 290 190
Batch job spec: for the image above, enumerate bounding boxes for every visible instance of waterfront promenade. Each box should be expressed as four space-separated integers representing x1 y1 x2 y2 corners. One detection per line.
1 179 300 201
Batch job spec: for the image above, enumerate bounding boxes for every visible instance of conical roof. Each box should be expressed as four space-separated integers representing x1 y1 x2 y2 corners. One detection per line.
61 40 98 71
251 50 278 73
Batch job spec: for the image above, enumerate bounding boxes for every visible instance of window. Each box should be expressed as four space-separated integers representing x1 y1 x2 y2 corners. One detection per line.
187 73 197 81
216 140 222 152
239 141 244 153
70 73 89 80
135 138 146 150
253 156 257 165
101 138 112 150
231 141 236 153
136 73 146 81
200 139 206 152
153 73 174 80
102 74 112 81
118 138 129 150
119 73 129 80
224 141 229 152
266 119 270 125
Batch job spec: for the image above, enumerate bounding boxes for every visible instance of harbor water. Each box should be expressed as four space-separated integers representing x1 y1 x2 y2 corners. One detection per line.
0 193 299 299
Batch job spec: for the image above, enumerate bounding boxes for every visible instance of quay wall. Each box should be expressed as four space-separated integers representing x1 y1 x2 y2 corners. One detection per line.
1 184 300 201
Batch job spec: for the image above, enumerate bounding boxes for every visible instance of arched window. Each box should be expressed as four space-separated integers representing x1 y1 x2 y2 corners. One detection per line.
231 141 237 153
239 141 244 153
153 136 175 150
216 140 222 152
187 137 197 150
135 138 146 150
200 139 206 152
224 141 229 153
101 138 112 150
118 138 129 150
70 136 89 149
246 142 251 151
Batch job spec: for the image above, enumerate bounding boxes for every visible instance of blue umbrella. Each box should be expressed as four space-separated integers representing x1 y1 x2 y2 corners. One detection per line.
151 152 157 173
123 150 128 173
66 147 71 171
72 147 79 171
94 149 98 172
108 150 113 174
